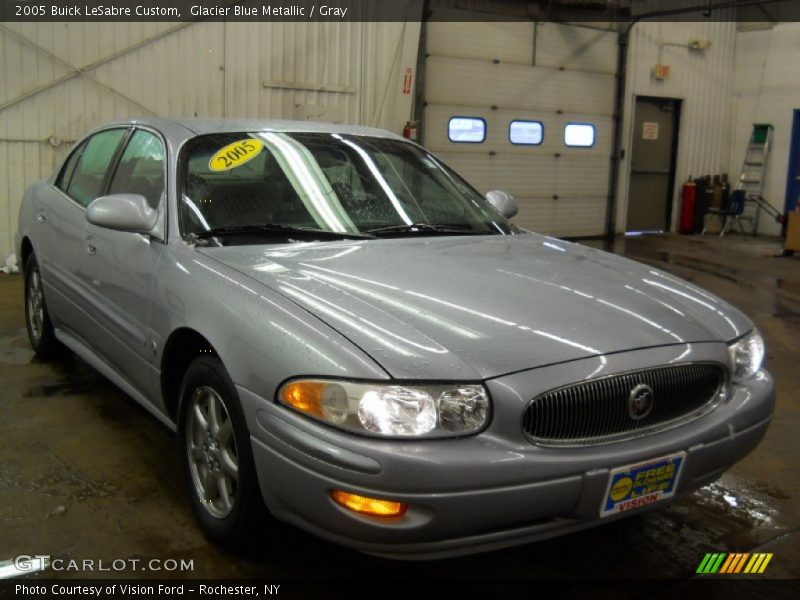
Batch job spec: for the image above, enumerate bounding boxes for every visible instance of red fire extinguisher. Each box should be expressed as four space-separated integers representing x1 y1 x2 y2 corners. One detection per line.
403 120 419 141
679 178 696 234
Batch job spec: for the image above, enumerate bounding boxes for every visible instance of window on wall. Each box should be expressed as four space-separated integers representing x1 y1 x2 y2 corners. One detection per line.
509 120 543 145
564 123 596 148
448 117 486 143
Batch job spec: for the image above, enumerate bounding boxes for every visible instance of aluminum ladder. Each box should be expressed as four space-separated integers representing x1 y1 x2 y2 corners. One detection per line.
737 123 774 235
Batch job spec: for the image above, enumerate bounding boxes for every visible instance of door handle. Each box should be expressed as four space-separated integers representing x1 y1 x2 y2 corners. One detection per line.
36 211 47 223
85 236 97 256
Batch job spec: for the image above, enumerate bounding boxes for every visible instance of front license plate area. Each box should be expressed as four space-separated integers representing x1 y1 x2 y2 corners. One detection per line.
600 451 686 518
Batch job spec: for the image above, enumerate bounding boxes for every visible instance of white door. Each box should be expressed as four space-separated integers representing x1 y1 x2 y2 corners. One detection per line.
423 18 617 237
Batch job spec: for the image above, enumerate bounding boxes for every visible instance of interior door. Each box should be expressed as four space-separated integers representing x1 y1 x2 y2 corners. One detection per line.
79 128 167 398
626 97 678 232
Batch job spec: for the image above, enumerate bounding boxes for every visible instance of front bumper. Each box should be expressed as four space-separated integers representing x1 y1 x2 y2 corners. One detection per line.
239 343 775 559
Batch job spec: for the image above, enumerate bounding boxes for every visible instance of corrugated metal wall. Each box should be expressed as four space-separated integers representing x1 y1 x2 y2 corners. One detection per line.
3 9 781 249
617 9 737 233
0 16 421 258
733 23 800 236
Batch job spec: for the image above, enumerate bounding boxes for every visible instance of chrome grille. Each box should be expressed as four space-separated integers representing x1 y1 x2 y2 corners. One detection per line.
522 363 726 446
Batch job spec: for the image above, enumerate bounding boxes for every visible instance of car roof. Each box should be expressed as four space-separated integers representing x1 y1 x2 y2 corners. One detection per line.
123 117 405 141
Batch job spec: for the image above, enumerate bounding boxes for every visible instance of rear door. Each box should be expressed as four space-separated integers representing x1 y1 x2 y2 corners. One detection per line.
78 127 167 397
36 128 128 338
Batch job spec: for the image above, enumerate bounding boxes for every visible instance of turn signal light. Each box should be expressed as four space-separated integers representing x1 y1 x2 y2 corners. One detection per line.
281 381 325 417
330 490 407 517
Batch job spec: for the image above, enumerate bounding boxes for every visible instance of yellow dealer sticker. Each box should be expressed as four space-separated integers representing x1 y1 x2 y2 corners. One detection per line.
209 139 263 172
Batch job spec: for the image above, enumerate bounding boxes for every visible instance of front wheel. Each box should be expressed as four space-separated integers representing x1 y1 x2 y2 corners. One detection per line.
177 355 266 547
24 254 61 358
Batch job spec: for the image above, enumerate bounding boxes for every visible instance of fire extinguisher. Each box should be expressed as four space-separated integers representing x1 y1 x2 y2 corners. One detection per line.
403 120 419 141
679 177 696 234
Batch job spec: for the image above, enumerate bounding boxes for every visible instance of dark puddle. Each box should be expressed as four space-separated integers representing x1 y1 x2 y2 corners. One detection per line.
23 381 95 398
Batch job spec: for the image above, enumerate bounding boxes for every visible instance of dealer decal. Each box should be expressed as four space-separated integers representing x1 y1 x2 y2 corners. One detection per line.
209 139 263 172
696 552 773 574
600 452 685 517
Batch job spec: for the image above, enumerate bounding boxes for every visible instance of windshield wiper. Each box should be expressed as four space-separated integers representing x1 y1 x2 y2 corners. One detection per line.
365 223 477 236
187 223 375 244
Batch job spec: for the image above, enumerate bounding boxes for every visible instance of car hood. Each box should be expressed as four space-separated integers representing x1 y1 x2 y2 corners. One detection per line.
198 233 751 380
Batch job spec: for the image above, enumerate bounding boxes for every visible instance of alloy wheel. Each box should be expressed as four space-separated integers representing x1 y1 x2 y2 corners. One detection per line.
185 386 239 519
27 268 44 341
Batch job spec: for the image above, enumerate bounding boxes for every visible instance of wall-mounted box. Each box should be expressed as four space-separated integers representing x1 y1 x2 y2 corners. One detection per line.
652 64 671 80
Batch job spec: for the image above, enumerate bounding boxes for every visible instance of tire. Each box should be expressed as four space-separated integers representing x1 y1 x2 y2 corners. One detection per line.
177 355 266 548
24 254 61 358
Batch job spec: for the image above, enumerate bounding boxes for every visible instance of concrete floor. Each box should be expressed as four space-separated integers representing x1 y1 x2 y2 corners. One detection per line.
1 233 799 583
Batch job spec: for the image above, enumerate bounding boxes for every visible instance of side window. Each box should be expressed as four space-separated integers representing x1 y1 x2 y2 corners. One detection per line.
55 142 86 193
109 130 166 209
66 129 127 207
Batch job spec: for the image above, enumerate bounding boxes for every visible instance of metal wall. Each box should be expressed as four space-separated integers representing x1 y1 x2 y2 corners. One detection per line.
733 23 800 236
616 11 738 233
0 16 421 257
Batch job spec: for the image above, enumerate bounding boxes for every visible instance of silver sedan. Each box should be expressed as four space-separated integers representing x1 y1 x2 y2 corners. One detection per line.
16 119 774 558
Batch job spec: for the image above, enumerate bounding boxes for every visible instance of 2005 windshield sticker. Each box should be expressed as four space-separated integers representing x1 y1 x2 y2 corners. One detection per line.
209 139 264 172
600 451 685 517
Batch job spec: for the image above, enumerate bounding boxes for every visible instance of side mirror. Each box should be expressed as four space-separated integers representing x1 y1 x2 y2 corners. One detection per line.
86 194 158 233
485 190 518 219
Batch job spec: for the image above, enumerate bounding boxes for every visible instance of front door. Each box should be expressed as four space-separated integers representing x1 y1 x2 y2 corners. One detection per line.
626 97 680 232
79 128 167 398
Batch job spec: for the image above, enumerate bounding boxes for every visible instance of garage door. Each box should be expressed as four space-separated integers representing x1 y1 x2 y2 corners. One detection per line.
423 19 617 237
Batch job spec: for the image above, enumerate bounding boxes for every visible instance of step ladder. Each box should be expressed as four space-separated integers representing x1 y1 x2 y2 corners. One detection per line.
737 123 774 235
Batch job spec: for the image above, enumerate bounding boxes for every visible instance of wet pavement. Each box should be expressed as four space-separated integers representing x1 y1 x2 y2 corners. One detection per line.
0 233 798 582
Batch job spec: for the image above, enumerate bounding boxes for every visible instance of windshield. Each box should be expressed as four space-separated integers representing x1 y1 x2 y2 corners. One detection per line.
180 132 512 243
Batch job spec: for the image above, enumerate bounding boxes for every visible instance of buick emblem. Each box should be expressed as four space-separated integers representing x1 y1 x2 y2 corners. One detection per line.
628 383 654 420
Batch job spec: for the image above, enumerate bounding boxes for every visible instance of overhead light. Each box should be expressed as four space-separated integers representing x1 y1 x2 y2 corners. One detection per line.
689 39 712 50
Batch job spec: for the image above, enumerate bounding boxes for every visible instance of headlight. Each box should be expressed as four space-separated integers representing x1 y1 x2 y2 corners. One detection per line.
728 329 765 383
278 379 490 437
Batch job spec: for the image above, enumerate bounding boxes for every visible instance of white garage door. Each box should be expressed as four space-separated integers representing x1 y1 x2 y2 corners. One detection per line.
423 19 617 237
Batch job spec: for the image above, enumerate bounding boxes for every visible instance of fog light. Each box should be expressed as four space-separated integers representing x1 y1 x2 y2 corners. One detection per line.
330 490 407 517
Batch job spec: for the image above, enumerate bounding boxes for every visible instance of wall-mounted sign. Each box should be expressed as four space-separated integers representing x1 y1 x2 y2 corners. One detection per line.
403 68 413 95
643 122 660 140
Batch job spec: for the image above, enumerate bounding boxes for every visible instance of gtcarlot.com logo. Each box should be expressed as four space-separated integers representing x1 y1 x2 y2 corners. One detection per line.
1 555 194 578
696 552 773 575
